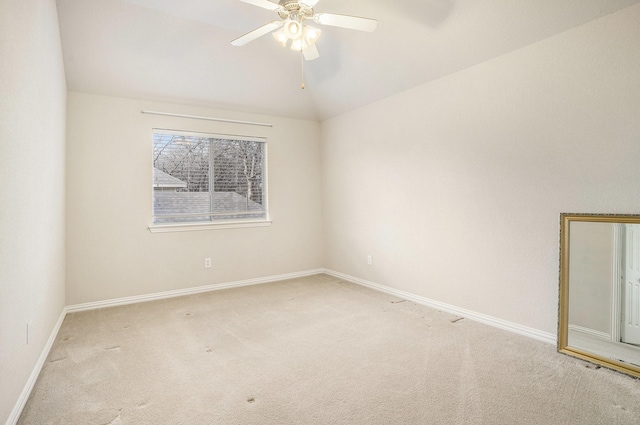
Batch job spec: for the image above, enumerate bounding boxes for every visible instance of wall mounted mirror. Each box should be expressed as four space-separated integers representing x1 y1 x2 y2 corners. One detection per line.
559 214 640 378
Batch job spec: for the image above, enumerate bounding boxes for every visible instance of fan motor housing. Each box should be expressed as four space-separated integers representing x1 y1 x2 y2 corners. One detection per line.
277 1 314 20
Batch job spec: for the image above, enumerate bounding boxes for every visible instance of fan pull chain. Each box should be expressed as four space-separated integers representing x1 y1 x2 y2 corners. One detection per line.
301 49 305 90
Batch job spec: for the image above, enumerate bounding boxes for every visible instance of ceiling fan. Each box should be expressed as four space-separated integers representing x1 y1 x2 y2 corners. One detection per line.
231 0 377 61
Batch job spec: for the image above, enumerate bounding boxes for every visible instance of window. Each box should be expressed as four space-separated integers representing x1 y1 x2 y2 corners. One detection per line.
151 129 268 230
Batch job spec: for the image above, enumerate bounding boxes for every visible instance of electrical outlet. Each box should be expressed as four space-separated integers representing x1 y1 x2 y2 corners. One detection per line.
27 321 32 345
204 258 212 268
367 255 372 266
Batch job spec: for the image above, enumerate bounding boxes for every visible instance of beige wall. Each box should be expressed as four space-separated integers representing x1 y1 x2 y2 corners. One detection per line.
65 93 323 305
0 0 67 422
320 4 640 335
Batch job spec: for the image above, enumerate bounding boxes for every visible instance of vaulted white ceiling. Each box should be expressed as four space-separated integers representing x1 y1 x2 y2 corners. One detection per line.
56 0 640 121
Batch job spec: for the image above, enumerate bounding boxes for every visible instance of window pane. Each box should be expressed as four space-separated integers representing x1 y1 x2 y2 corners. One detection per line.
152 131 267 224
213 139 265 220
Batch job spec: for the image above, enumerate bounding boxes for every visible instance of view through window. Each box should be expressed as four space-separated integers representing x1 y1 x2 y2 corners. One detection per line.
152 130 267 224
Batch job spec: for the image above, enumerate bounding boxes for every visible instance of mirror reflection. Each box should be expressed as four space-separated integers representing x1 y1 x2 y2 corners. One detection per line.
559 215 640 378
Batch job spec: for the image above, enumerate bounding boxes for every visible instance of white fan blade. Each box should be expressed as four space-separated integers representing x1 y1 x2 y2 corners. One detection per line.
303 44 319 61
231 21 283 46
313 13 377 32
237 0 281 11
301 0 321 7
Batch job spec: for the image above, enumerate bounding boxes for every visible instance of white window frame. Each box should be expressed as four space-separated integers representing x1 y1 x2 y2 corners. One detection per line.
148 129 270 233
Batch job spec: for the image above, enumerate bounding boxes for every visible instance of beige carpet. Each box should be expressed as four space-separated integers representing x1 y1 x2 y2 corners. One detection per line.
19 274 640 424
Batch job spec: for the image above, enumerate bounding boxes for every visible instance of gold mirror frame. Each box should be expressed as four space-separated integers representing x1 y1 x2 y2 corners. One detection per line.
559 213 640 378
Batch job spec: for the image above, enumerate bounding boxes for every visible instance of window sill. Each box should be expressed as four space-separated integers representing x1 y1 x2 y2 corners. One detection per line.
148 219 272 233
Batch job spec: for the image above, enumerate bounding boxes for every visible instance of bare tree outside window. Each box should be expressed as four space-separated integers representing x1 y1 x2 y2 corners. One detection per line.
213 139 264 207
152 131 267 224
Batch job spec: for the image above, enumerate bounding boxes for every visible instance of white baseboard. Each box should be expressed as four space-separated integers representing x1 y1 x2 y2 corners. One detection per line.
568 327 640 366
66 269 325 313
66 267 555 345
323 269 557 345
5 309 66 425
568 324 611 340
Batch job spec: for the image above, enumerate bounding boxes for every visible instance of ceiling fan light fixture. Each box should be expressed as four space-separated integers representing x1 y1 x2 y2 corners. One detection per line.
283 17 303 40
272 29 289 47
290 36 308 52
232 0 377 65
302 25 321 45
